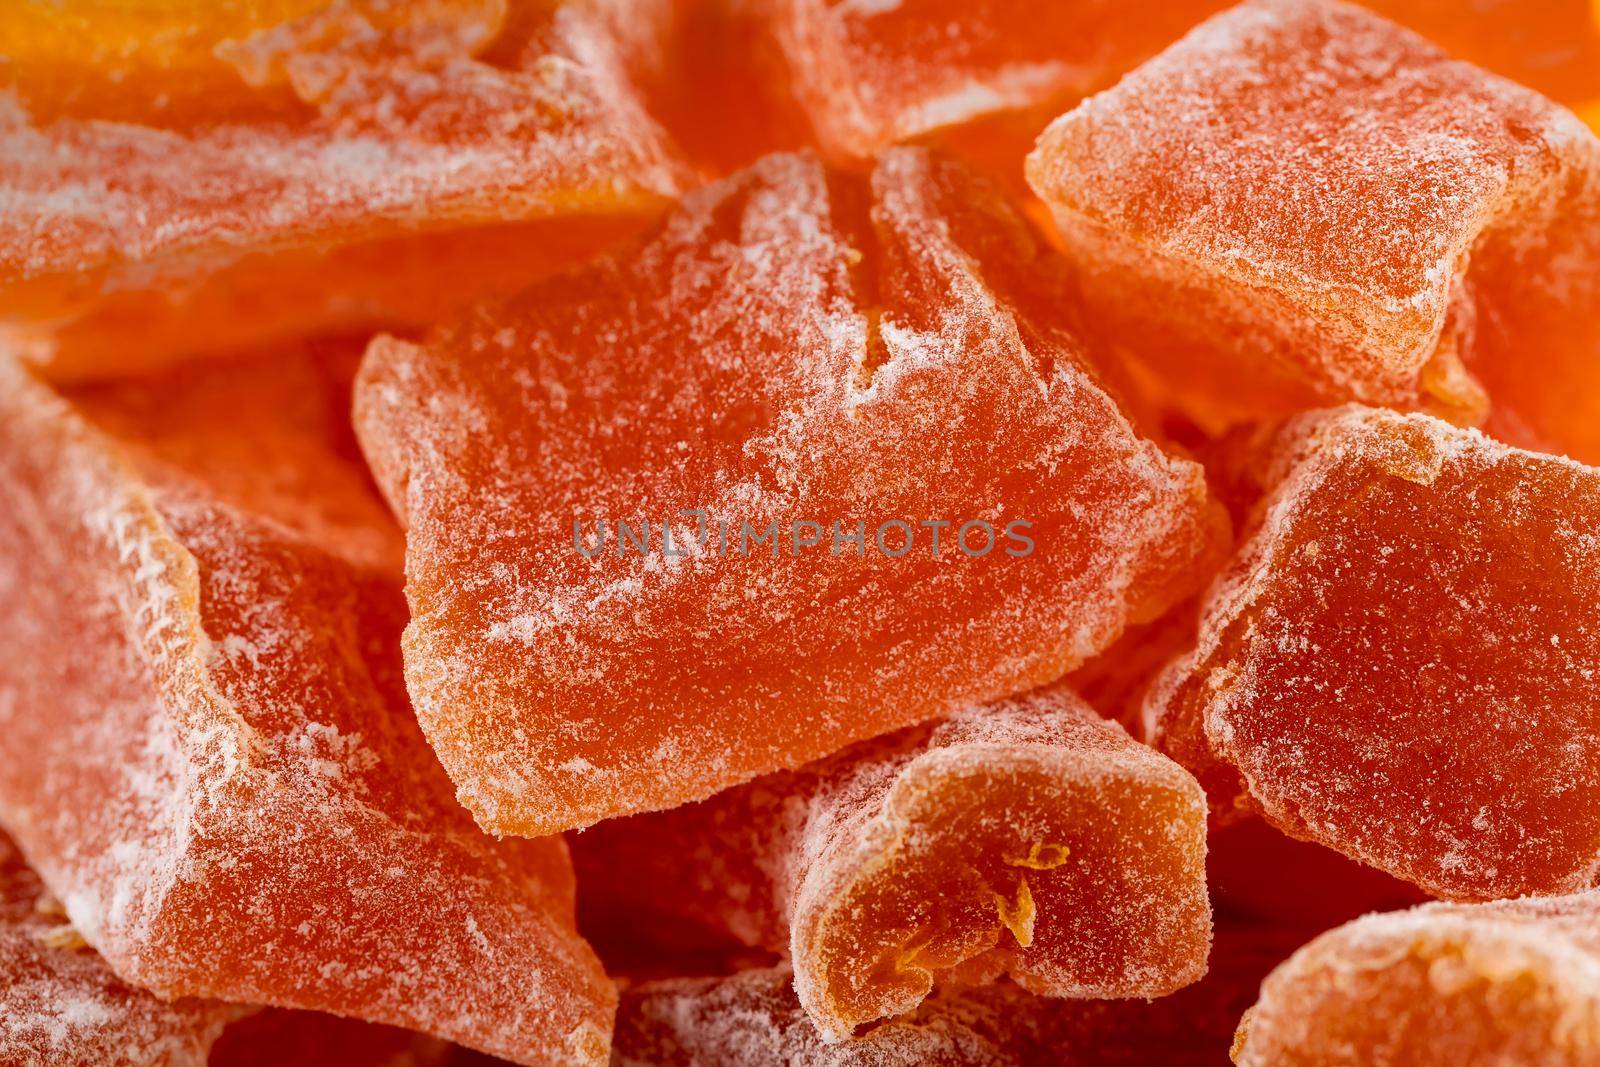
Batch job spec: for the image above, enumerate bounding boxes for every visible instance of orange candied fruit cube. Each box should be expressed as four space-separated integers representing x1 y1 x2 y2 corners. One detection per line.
0 350 613 1065
1147 406 1600 901
354 147 1228 836
1027 0 1600 460
1236 893 1600 1065
577 687 1211 1039
0 0 690 381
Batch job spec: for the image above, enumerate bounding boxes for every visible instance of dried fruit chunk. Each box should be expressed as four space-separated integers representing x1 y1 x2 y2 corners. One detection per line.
0 830 239 1067
356 147 1227 835
1145 405 1600 901
0 0 506 125
614 928 1291 1066
0 0 688 380
575 688 1211 1039
1235 893 1600 1066
747 0 1599 174
756 0 1228 163
0 348 614 1066
1027 0 1600 457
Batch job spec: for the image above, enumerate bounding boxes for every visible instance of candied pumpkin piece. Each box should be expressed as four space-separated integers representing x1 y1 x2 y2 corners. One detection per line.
356 147 1227 836
754 0 1228 165
743 0 1599 175
1027 0 1600 456
0 0 688 380
1146 405 1600 901
0 348 614 1066
0 0 505 125
1235 893 1600 1066
614 928 1292 1066
0 830 240 1067
575 688 1211 1039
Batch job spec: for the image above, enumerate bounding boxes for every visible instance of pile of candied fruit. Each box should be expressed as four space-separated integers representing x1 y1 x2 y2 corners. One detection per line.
5 1 1600 1064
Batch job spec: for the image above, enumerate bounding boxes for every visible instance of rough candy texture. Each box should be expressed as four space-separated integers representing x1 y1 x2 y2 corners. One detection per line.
749 0 1600 172
356 146 1227 836
757 0 1229 164
1146 405 1600 901
0 831 239 1067
575 688 1211 1040
1235 893 1600 1066
613 927 1291 1066
0 0 688 380
0 349 614 1066
1027 0 1600 458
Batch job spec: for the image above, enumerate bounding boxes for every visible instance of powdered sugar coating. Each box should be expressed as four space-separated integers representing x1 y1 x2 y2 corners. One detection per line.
1236 892 1600 1065
761 0 1229 159
577 687 1210 1040
356 147 1226 836
0 0 688 378
1146 405 1600 901
1026 0 1600 451
0 351 613 1066
613 927 1294 1066
0 832 239 1067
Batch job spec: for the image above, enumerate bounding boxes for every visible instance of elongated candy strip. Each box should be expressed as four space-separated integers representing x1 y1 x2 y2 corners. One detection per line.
0 830 240 1067
1027 0 1600 458
1145 405 1600 901
576 688 1210 1039
0 348 614 1066
356 146 1227 836
0 0 688 380
1235 893 1600 1066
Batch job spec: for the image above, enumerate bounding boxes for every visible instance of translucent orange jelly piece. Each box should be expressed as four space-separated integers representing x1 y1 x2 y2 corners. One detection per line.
1234 892 1600 1065
1026 0 1600 457
0 830 239 1066
1145 406 1600 902
754 0 1229 163
355 147 1227 836
0 349 613 1065
614 928 1293 1066
0 0 688 380
575 688 1211 1039
750 0 1600 169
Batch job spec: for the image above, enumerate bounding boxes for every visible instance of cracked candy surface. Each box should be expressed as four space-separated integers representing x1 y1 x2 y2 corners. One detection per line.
613 927 1290 1066
0 348 613 1066
1026 0 1600 455
0 0 688 380
1235 892 1600 1066
0 830 238 1067
575 687 1211 1039
356 146 1227 836
1145 405 1600 901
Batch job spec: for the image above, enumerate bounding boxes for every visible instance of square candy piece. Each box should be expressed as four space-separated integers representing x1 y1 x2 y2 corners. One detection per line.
1028 0 1600 458
356 147 1227 836
576 687 1211 1039
0 0 688 380
0 350 613 1066
1146 406 1600 901
1236 892 1600 1065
